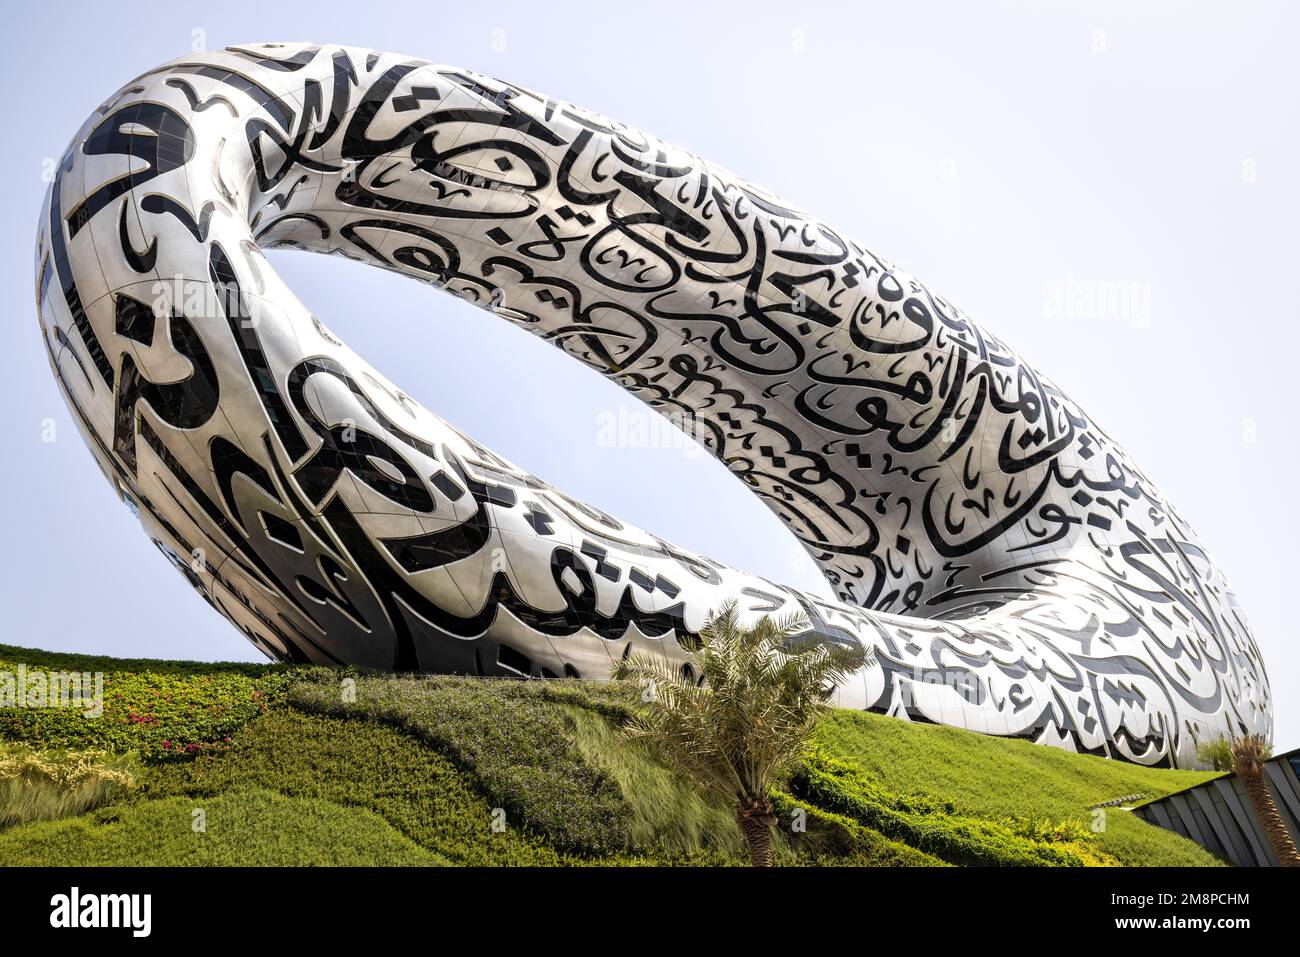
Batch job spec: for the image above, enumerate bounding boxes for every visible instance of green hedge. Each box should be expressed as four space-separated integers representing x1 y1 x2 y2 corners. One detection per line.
0 788 447 866
0 645 1205 867
788 749 1098 867
0 651 290 761
288 671 636 857
770 789 946 866
139 707 572 865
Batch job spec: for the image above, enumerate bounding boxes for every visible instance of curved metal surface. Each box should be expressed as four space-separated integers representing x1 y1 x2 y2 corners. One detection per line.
34 42 1271 766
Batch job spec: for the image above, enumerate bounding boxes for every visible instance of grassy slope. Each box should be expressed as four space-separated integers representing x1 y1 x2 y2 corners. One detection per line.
0 644 1222 866
816 711 1223 866
0 788 447 866
139 708 569 865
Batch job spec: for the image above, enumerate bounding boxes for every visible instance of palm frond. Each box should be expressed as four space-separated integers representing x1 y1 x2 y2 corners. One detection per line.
614 602 867 807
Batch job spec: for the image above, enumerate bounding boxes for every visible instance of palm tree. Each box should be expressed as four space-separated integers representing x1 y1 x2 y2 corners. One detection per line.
1230 734 1300 867
613 601 865 866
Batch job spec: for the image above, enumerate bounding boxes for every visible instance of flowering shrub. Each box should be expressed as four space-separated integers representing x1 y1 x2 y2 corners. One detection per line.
0 651 293 761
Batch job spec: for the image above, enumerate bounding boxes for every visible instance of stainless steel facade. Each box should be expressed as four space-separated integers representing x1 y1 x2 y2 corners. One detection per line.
35 43 1271 767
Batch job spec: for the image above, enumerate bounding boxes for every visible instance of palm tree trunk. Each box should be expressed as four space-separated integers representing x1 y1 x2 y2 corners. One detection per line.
1240 773 1300 866
737 799 776 867
1232 735 1300 867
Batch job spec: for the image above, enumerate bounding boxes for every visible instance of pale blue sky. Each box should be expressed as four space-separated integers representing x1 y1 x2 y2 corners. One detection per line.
3 0 1296 749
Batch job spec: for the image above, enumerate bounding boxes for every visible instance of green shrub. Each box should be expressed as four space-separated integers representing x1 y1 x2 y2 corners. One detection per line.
0 652 291 761
1006 816 1094 845
289 672 635 856
789 749 1094 866
770 789 946 866
141 707 574 865
0 645 1225 867
815 709 1223 866
0 643 287 676
0 788 447 866
1195 735 1272 772
0 743 138 828
1196 737 1235 771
